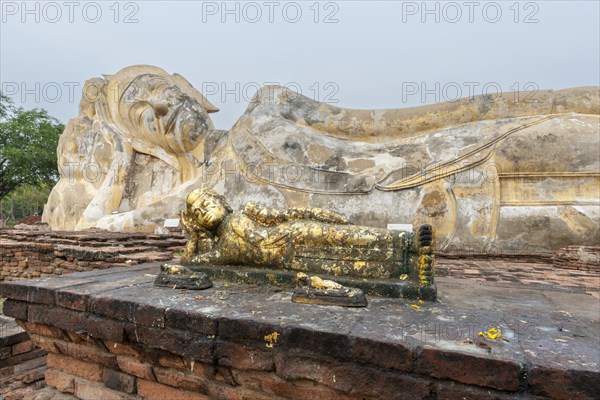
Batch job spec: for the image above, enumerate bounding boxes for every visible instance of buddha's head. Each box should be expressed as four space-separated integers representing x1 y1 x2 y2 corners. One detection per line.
186 188 232 230
88 65 219 166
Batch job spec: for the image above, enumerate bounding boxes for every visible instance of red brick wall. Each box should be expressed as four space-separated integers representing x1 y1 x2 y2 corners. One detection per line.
0 229 185 281
553 246 600 273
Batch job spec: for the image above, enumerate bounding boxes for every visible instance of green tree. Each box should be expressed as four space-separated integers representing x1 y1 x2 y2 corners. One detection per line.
1 183 52 222
0 92 63 201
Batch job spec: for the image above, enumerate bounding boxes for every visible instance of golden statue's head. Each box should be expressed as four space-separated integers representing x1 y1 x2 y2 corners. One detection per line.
185 188 232 230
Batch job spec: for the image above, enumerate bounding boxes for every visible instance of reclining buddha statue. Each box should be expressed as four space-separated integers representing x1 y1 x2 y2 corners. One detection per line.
42 65 600 254
178 188 435 299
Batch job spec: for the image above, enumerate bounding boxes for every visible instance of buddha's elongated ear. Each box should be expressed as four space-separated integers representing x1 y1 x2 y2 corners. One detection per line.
172 73 219 113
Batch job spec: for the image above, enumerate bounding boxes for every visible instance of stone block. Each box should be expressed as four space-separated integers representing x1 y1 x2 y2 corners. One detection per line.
104 340 143 359
16 321 67 340
47 353 103 382
435 381 522 400
216 341 274 371
28 305 87 334
274 353 432 399
73 375 137 400
2 300 28 320
45 369 75 393
124 325 212 363
117 356 156 381
53 339 118 370
102 368 136 394
231 368 367 400
414 346 522 391
350 336 414 372
529 366 600 400
165 308 217 336
137 379 211 400
153 366 207 393
12 340 35 355
87 315 126 343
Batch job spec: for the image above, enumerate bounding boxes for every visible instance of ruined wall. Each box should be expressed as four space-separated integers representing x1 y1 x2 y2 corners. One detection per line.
0 316 47 400
0 229 185 281
553 246 600 273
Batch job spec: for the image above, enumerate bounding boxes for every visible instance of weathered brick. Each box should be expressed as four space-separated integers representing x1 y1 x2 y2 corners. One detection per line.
0 282 55 304
232 369 365 400
153 366 208 393
105 340 144 358
275 353 432 399
0 330 29 348
28 305 87 334
12 354 46 374
169 358 212 381
147 348 186 369
53 339 118 369
125 325 212 363
529 366 600 400
102 368 136 394
0 365 15 379
218 317 284 347
45 369 76 393
16 321 67 340
47 352 103 381
2 300 28 320
414 346 521 391
350 336 414 372
137 379 210 400
1 347 47 367
165 308 217 336
117 356 156 381
88 296 135 322
74 375 137 400
435 381 519 400
208 377 282 400
285 326 352 361
216 341 274 371
64 331 105 350
87 315 126 342
5 361 46 384
215 366 237 386
11 340 34 355
134 303 166 328
29 333 60 353
1 346 11 359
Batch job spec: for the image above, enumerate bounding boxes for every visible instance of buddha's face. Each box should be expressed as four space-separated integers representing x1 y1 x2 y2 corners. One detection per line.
120 75 214 154
189 193 228 230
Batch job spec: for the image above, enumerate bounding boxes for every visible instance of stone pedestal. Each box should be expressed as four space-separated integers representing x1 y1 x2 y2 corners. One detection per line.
1 264 598 399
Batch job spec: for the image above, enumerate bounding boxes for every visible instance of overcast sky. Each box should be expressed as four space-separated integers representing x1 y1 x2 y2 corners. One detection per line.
1 0 599 129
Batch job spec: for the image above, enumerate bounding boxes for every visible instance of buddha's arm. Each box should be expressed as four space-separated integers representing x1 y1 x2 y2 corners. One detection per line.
243 202 349 225
242 202 287 226
286 208 350 225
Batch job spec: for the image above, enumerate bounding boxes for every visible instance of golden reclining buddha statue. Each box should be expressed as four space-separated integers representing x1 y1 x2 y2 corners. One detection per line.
179 188 435 299
42 65 599 255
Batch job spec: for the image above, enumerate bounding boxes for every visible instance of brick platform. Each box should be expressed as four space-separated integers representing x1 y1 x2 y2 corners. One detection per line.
0 229 186 281
1 263 598 400
436 259 600 299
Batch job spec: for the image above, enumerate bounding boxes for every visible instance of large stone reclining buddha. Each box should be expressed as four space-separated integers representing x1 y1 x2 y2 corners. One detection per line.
43 65 600 253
